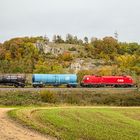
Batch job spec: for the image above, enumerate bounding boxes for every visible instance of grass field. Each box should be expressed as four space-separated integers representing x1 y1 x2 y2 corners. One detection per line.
9 107 140 140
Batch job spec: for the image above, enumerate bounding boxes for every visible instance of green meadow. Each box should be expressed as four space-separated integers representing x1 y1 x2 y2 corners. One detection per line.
9 107 140 140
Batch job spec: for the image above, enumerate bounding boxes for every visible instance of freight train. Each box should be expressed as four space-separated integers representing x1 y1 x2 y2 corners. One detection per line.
0 74 136 88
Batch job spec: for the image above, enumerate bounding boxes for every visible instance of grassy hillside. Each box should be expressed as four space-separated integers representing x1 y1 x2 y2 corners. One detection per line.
9 107 140 140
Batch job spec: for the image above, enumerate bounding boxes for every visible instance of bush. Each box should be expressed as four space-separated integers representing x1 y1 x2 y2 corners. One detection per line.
54 90 140 106
68 47 76 51
0 90 41 106
40 90 56 103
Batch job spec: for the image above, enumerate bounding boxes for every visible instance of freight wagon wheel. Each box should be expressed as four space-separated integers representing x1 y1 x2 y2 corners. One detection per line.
67 85 75 88
53 85 59 88
20 85 25 88
14 84 19 88
33 85 37 88
67 85 71 88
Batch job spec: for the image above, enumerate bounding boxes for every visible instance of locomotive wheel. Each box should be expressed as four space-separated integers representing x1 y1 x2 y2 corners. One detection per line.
115 85 118 87
93 85 99 88
88 85 92 88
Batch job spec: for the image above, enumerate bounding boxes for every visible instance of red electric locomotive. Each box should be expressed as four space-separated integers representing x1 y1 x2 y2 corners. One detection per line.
80 75 135 88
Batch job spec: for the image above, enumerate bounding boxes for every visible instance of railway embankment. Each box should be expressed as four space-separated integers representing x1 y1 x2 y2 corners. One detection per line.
0 89 140 106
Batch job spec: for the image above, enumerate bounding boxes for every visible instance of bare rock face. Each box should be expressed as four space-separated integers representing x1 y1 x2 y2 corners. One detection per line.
70 62 82 73
70 58 98 73
35 41 106 73
44 46 64 56
36 42 83 56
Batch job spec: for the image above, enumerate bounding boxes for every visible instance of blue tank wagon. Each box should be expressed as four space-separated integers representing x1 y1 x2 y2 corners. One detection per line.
32 74 78 88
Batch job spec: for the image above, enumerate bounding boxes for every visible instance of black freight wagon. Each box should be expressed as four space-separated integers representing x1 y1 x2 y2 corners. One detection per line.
0 75 26 87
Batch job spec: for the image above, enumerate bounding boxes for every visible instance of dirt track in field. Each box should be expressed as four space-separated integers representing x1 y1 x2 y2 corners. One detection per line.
0 108 53 140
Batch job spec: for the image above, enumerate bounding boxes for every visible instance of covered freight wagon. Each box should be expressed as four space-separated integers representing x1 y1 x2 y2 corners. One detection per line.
32 74 78 88
80 75 134 88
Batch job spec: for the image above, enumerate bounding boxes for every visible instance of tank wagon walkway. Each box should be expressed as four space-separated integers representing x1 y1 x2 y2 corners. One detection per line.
0 108 53 140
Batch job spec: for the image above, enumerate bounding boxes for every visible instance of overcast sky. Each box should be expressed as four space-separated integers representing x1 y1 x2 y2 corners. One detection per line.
0 0 140 43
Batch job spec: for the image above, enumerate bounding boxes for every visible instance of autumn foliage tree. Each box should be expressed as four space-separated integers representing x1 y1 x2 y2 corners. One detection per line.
0 35 140 76
92 37 119 60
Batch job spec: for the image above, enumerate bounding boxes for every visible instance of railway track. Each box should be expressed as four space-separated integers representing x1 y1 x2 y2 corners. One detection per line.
0 87 138 91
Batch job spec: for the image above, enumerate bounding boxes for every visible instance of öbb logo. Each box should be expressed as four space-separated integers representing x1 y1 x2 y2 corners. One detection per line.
117 79 124 82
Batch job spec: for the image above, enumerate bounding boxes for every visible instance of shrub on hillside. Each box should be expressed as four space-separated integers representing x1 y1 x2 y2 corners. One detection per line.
68 47 76 51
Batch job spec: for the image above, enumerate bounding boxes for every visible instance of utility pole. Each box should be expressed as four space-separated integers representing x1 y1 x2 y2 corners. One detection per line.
114 31 118 41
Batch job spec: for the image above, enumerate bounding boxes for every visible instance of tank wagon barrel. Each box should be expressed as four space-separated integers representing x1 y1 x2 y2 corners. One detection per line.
32 74 78 88
0 75 26 87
